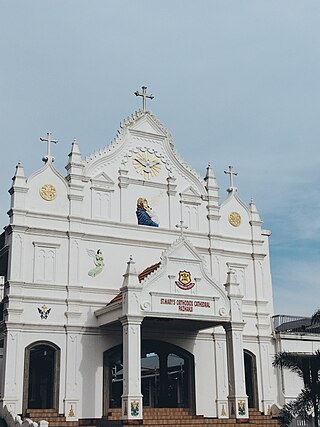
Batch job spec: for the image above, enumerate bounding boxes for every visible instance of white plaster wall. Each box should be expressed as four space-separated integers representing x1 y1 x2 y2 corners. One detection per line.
2 110 282 419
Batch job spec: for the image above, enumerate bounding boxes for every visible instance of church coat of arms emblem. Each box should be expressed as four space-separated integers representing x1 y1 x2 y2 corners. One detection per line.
175 270 195 290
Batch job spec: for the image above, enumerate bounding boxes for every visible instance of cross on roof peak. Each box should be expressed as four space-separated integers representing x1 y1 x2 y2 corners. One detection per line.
40 131 58 163
134 86 154 112
175 220 188 237
224 165 238 191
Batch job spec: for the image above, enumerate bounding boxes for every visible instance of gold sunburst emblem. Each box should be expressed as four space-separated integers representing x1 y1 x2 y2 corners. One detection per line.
39 184 57 201
133 151 161 180
228 211 241 227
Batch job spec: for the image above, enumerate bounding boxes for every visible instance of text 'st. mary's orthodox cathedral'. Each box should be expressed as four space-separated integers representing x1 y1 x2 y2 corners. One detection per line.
0 88 317 426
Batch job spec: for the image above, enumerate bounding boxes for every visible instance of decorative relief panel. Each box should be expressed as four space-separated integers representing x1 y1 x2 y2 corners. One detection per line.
33 242 60 283
92 190 111 219
70 240 79 283
14 234 23 279
226 263 247 296
184 204 199 231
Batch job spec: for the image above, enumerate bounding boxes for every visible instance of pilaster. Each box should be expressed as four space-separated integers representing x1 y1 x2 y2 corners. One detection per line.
1 329 20 413
64 329 80 421
118 163 129 222
167 176 177 229
258 338 274 415
214 332 229 418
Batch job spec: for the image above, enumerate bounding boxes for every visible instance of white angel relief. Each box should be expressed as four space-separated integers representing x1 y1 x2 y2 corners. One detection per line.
87 249 105 277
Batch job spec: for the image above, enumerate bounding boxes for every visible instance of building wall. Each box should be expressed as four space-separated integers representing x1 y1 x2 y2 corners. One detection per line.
0 109 304 420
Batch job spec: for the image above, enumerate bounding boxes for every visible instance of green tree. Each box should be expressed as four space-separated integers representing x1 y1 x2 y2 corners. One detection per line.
273 309 320 427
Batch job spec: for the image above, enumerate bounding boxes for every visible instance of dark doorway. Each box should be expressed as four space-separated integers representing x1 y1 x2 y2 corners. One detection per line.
244 350 258 409
103 341 194 414
23 342 60 411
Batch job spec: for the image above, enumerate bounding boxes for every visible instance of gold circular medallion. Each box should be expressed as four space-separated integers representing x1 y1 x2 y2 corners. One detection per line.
133 150 161 180
228 211 241 227
39 184 57 201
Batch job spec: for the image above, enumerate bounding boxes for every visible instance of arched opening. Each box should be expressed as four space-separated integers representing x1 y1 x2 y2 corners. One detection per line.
23 341 60 412
103 340 195 415
244 349 258 409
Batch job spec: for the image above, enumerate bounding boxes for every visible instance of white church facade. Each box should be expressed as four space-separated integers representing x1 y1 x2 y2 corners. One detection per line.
0 89 318 425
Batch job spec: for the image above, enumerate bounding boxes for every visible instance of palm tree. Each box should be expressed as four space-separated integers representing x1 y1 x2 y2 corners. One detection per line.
273 309 320 427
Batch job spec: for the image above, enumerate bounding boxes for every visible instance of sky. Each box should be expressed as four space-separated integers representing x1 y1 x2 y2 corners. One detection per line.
1 1 319 316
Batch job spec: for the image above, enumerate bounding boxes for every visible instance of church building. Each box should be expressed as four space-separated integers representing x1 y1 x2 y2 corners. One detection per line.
0 88 316 426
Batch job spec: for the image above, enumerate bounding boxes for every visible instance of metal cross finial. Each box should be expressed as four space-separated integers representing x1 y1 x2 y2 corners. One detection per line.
40 131 58 162
224 165 238 189
134 86 154 112
175 220 188 237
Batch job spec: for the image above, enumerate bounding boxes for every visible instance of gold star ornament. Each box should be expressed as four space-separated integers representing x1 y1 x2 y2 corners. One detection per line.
228 211 241 227
39 184 57 201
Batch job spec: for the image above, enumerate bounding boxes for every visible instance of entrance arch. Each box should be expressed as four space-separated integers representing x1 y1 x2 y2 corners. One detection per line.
103 340 195 414
244 349 258 409
23 341 60 412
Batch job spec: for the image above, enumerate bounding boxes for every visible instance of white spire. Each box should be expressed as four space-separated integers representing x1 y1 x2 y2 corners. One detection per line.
249 199 263 225
121 255 140 289
11 161 27 188
65 138 84 180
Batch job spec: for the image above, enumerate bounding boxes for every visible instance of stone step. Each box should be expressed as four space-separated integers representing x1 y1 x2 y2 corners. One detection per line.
23 407 280 427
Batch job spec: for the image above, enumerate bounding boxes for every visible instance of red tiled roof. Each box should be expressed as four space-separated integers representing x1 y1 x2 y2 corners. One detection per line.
107 292 123 306
138 262 161 283
106 262 161 307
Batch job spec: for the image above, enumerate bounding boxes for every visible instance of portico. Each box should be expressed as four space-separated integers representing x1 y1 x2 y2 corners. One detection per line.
95 237 249 422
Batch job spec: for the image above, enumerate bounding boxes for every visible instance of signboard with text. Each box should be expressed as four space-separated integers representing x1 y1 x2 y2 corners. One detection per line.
150 292 216 317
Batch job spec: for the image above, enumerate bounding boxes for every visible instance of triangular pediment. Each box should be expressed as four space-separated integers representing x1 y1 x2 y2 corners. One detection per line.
128 113 168 137
181 186 200 197
138 237 230 321
91 172 114 189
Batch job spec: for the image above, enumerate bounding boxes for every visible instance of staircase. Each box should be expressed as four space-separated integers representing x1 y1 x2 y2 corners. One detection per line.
27 408 280 427
26 409 79 427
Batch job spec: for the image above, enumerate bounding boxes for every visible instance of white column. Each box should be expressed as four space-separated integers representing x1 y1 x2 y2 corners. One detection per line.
223 270 248 419
120 315 143 421
224 323 248 419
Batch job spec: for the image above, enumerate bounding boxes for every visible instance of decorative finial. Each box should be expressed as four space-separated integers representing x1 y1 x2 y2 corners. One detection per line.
224 165 238 191
134 86 154 112
40 131 58 163
205 163 213 179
